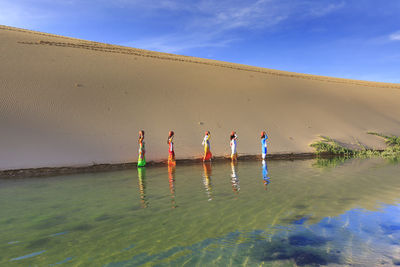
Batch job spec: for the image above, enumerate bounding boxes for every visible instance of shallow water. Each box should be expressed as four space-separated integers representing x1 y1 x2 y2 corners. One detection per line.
1 158 400 266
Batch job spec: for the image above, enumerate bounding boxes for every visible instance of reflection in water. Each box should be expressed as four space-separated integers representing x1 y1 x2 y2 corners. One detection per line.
2 159 400 266
137 167 148 208
202 162 213 201
262 160 271 190
313 157 348 169
168 164 177 209
231 162 240 194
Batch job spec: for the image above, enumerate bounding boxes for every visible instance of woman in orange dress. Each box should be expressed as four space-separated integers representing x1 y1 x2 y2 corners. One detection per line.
167 131 176 165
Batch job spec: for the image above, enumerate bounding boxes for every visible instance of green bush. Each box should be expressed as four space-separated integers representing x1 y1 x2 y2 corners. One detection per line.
311 133 400 161
310 136 354 155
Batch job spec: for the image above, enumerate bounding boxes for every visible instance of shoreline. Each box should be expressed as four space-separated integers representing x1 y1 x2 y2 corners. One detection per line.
0 152 333 178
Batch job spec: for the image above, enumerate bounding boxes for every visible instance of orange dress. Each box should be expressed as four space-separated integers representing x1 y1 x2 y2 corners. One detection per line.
168 137 176 165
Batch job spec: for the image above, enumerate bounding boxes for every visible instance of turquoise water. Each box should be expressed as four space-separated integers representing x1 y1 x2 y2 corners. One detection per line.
1 158 400 266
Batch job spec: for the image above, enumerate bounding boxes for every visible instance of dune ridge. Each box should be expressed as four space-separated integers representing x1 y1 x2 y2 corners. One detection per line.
3 25 400 89
1 25 400 171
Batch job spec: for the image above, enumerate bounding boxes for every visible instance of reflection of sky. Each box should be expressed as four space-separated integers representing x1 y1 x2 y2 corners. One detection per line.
108 204 400 266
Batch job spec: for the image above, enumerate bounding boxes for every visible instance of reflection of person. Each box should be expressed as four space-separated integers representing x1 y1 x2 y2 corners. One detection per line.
168 164 177 208
137 167 147 208
261 131 269 160
138 130 146 167
202 162 213 201
231 161 240 194
202 131 212 162
262 160 271 190
167 131 176 165
230 131 238 161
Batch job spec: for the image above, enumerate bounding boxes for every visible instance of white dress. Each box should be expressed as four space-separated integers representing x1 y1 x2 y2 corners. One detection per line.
230 138 237 155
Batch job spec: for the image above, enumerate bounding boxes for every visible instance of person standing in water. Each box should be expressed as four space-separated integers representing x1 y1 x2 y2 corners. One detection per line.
137 130 146 167
230 131 238 161
261 131 268 160
202 131 212 162
167 131 176 165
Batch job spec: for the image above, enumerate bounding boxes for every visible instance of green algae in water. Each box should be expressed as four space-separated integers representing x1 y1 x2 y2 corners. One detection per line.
1 158 400 266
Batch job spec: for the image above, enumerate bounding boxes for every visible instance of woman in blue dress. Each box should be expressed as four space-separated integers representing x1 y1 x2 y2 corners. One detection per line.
261 131 268 160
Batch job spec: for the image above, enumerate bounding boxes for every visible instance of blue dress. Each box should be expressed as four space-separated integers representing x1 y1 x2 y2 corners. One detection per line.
261 135 268 155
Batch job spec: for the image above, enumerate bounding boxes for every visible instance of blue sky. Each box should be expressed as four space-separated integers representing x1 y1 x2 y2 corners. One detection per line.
1 0 400 82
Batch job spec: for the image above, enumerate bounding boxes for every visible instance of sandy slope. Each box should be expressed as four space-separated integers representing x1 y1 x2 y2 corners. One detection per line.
1 25 400 170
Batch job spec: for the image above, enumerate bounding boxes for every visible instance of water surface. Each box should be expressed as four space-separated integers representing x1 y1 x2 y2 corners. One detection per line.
1 158 400 266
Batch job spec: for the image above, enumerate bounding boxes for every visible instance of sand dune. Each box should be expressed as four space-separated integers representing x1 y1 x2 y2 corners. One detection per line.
1 25 400 170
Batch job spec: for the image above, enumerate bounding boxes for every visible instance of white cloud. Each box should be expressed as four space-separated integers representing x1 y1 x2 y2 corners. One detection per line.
122 33 237 54
0 0 346 53
114 0 345 31
0 0 345 31
184 0 345 32
109 0 192 10
0 1 31 27
389 31 400 41
121 0 345 52
308 1 345 17
0 0 59 28
194 0 288 31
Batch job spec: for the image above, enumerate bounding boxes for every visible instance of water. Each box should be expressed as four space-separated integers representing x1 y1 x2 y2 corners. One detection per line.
1 158 400 266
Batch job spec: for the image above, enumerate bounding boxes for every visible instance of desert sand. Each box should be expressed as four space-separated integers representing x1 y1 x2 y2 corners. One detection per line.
1 25 400 171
